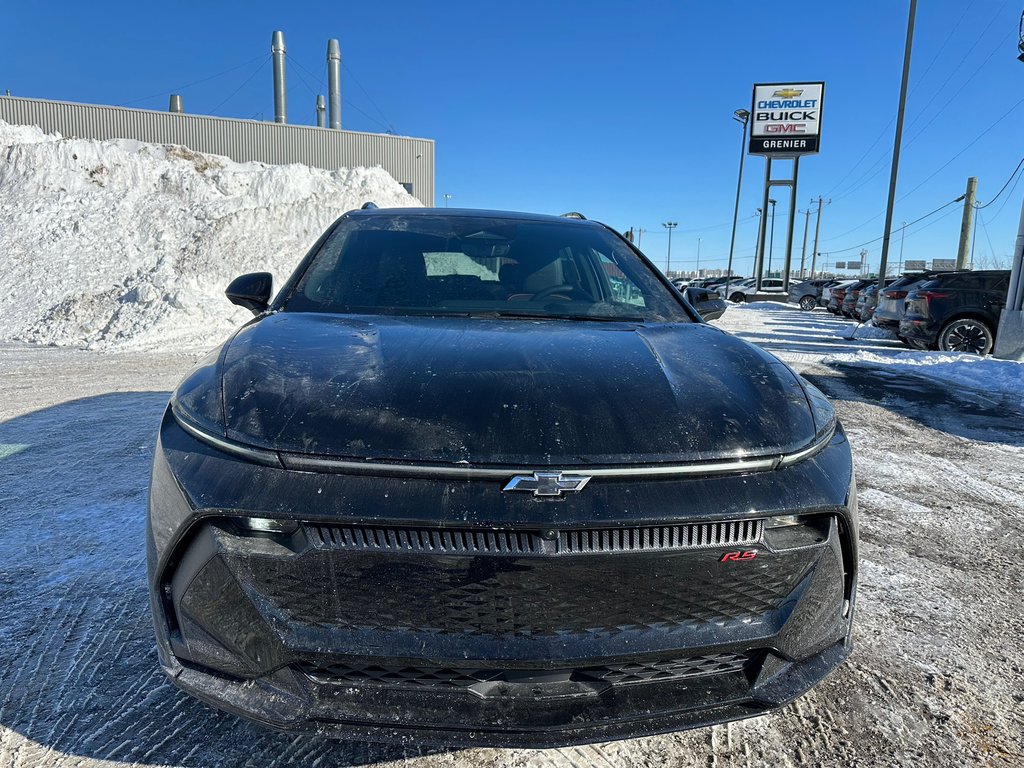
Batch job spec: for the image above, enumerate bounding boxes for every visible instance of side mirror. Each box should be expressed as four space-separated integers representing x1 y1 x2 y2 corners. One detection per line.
226 272 273 315
684 286 726 321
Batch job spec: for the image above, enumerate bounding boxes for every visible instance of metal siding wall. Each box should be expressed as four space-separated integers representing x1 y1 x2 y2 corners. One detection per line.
0 96 435 205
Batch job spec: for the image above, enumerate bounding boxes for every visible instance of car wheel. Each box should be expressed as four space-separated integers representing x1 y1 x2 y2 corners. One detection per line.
729 293 745 303
799 296 817 311
938 318 994 355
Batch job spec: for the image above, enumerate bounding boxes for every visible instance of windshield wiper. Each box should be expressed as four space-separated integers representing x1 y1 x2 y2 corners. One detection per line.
464 310 646 323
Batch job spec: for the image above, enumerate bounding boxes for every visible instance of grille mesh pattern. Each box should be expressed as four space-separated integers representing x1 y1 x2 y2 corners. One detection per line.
308 519 763 556
560 520 763 553
310 524 539 554
298 652 751 689
237 554 803 636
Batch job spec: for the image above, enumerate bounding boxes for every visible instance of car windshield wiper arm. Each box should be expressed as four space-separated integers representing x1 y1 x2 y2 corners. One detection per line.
464 310 646 323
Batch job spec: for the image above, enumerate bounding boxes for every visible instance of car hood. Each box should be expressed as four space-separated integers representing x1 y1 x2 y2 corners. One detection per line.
206 312 819 466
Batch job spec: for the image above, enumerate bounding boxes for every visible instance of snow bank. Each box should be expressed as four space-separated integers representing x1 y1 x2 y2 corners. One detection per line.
850 322 899 341
0 120 420 349
823 350 1024 401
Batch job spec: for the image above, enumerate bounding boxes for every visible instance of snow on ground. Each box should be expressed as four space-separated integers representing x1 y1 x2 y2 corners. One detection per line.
0 120 419 351
714 303 1022 401
821 350 1024 404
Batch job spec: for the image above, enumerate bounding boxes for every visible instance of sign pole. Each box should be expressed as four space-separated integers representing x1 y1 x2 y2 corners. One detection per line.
783 157 800 293
756 157 772 291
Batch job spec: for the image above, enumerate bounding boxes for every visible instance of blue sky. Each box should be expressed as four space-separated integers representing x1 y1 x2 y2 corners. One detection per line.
4 0 1023 275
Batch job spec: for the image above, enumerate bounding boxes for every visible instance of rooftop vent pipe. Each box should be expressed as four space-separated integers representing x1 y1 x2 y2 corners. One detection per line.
327 39 341 129
272 31 287 124
316 94 326 127
168 94 183 113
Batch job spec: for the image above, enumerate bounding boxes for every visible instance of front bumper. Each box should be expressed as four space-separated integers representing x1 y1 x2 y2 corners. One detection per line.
148 411 858 746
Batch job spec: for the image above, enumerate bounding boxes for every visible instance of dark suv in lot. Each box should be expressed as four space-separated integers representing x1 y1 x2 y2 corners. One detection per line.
900 270 1011 354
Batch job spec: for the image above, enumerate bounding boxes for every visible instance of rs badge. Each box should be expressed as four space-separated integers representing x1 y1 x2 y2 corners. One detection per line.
720 550 758 562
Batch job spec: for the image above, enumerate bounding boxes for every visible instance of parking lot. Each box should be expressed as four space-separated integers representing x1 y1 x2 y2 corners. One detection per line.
1 304 1022 767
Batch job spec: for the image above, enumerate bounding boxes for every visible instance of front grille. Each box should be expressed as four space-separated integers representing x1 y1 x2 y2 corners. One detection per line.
309 524 539 555
235 552 805 636
308 519 763 556
560 520 762 553
297 652 753 689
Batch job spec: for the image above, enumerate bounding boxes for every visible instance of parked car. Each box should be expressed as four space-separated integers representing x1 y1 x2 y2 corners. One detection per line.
826 280 860 314
900 269 1011 354
148 206 857 746
854 279 897 322
720 277 786 302
840 280 874 318
789 279 838 311
873 273 940 331
671 278 690 291
684 285 727 321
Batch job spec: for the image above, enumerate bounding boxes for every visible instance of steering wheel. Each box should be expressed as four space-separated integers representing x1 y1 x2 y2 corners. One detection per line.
529 285 574 301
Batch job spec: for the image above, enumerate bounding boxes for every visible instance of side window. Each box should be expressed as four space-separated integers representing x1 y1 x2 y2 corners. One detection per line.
593 250 647 307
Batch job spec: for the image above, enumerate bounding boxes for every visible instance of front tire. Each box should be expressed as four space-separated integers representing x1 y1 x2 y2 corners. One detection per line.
799 296 817 311
938 318 994 355
729 293 746 303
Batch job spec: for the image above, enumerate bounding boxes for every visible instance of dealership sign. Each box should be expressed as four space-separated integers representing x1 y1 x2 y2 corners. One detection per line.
750 82 825 156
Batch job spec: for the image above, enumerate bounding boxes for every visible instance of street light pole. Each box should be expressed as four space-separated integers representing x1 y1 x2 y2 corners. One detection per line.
724 108 750 297
696 237 701 277
877 0 918 291
767 199 777 276
443 193 452 208
662 221 678 276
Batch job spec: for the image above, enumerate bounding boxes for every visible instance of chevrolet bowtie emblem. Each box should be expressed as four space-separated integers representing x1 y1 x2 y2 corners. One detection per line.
772 88 804 98
503 472 592 497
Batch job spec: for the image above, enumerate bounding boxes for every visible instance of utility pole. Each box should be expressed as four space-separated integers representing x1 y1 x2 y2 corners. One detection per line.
662 221 678 276
799 208 811 278
636 227 646 246
877 0 918 291
696 237 702 277
956 176 978 269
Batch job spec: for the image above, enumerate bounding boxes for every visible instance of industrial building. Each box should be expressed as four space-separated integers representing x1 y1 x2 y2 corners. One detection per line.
0 33 435 206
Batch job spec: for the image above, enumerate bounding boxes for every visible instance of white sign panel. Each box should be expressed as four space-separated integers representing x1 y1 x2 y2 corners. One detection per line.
904 260 927 271
750 82 825 156
932 259 956 270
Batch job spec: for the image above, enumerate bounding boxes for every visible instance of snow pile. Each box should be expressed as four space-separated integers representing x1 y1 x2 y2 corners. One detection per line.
0 120 420 349
823 349 1024 401
849 322 899 340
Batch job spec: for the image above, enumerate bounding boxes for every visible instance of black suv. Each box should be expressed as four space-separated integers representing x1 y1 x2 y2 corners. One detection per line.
900 270 1011 354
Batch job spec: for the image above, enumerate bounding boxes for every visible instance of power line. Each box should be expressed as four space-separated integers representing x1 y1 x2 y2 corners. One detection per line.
117 54 269 107
287 53 394 133
209 57 270 116
974 156 1024 210
342 61 395 132
828 3 1011 203
824 100 1024 245
825 196 964 256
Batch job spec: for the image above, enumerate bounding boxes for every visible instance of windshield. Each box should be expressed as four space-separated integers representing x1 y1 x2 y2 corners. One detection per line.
282 214 692 322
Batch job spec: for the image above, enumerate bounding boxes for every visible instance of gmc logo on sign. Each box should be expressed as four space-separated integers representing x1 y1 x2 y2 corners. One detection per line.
765 124 807 133
720 550 758 562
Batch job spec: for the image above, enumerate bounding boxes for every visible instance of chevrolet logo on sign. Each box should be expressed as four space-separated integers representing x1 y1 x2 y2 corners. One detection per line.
503 472 591 497
772 88 804 98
